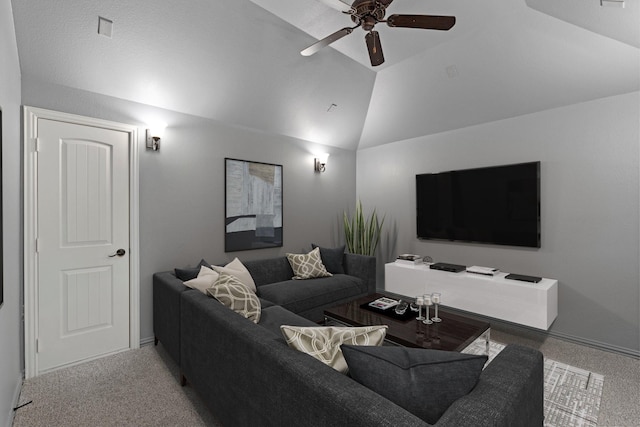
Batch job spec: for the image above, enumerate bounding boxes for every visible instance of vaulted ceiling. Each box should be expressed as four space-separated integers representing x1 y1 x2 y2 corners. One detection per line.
10 0 639 151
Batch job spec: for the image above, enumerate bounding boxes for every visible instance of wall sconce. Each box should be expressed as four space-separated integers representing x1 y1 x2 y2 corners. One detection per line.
314 153 329 173
145 122 166 151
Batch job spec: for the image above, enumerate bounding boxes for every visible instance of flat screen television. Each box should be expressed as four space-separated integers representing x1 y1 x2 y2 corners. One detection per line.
416 161 541 248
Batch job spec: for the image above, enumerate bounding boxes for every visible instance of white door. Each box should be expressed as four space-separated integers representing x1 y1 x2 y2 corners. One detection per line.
36 118 131 373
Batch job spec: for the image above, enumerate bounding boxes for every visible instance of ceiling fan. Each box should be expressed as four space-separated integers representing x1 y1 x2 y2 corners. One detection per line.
301 0 456 66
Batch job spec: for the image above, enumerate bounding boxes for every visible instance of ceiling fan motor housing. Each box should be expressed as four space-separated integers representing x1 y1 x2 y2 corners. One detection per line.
351 0 387 30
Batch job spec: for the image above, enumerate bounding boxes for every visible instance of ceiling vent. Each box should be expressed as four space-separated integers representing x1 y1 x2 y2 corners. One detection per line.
98 17 113 38
600 0 625 7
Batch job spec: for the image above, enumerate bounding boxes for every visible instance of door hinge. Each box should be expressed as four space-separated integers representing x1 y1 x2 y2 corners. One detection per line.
35 238 40 253
36 338 40 353
33 137 40 152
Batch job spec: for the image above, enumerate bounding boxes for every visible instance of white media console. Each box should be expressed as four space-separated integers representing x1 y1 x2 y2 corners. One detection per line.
385 262 558 330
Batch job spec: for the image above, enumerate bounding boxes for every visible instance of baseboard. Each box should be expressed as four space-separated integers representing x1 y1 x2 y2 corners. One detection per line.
3 373 22 427
546 330 640 359
140 336 155 347
480 314 639 359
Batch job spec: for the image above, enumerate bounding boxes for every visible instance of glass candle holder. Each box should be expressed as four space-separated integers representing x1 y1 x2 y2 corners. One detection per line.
422 294 433 325
415 295 425 321
431 292 442 323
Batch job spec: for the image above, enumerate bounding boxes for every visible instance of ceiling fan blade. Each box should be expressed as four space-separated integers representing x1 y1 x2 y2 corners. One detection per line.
317 0 354 13
387 14 456 31
365 31 384 67
301 27 355 56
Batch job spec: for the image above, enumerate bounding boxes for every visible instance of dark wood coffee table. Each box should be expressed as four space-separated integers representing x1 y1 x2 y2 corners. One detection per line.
324 293 490 353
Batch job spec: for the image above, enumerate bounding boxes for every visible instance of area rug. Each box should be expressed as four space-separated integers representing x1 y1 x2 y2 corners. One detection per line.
462 340 605 427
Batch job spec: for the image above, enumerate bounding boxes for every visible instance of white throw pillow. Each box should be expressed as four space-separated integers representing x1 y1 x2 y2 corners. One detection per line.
212 258 256 292
184 266 220 294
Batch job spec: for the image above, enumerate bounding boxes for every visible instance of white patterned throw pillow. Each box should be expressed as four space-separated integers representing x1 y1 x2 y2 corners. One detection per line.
280 325 387 373
286 247 332 280
207 272 261 323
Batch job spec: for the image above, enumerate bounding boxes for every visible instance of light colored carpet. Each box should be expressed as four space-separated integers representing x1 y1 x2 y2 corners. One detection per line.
463 340 604 427
12 344 221 427
14 340 605 427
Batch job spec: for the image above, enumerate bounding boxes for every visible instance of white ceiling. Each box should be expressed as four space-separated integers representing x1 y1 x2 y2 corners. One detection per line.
526 0 639 48
10 0 640 151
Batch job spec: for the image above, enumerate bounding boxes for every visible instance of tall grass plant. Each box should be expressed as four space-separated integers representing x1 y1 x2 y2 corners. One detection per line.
343 200 384 256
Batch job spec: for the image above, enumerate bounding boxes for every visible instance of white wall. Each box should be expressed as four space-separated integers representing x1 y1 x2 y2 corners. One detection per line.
21 76 357 343
357 92 640 355
0 0 23 425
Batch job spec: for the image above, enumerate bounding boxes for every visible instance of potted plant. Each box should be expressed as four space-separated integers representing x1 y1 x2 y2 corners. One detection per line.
343 200 384 256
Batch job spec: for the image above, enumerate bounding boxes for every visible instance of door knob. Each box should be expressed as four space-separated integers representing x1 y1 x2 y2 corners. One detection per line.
108 249 126 257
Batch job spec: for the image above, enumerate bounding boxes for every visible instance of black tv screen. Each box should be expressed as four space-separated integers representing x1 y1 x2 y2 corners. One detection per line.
416 161 540 248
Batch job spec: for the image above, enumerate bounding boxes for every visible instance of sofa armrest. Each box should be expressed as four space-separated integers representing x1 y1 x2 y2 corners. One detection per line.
153 271 192 365
436 344 544 427
343 253 376 294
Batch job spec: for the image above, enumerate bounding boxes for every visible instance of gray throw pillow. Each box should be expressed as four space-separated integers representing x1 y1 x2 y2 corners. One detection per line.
341 345 487 424
175 259 211 281
311 244 345 274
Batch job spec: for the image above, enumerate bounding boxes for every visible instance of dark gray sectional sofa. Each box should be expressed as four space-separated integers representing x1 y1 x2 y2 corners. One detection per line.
153 253 376 366
153 254 544 426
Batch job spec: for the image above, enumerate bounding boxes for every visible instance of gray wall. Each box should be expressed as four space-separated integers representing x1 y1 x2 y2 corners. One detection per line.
21 75 357 344
357 92 640 356
0 0 23 425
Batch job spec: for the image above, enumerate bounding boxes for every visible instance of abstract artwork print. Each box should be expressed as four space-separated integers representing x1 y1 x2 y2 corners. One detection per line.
225 158 283 251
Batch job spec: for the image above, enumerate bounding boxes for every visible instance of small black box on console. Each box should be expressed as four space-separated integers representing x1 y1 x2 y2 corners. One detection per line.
429 262 466 273
505 273 542 283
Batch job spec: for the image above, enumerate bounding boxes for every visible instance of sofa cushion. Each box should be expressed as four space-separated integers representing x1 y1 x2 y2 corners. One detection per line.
183 266 219 294
212 258 256 292
243 257 294 287
259 298 276 309
175 258 211 281
207 273 261 323
286 247 332 280
311 244 345 274
257 275 364 314
341 345 488 424
258 305 317 338
281 325 387 373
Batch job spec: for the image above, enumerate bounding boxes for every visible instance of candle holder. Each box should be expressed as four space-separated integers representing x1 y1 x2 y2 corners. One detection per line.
415 295 425 321
431 292 442 323
422 294 433 325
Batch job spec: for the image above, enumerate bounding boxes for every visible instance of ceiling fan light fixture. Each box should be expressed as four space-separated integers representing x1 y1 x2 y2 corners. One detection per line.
366 31 384 66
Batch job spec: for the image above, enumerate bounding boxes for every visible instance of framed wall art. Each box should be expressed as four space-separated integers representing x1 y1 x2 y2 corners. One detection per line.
225 158 283 252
